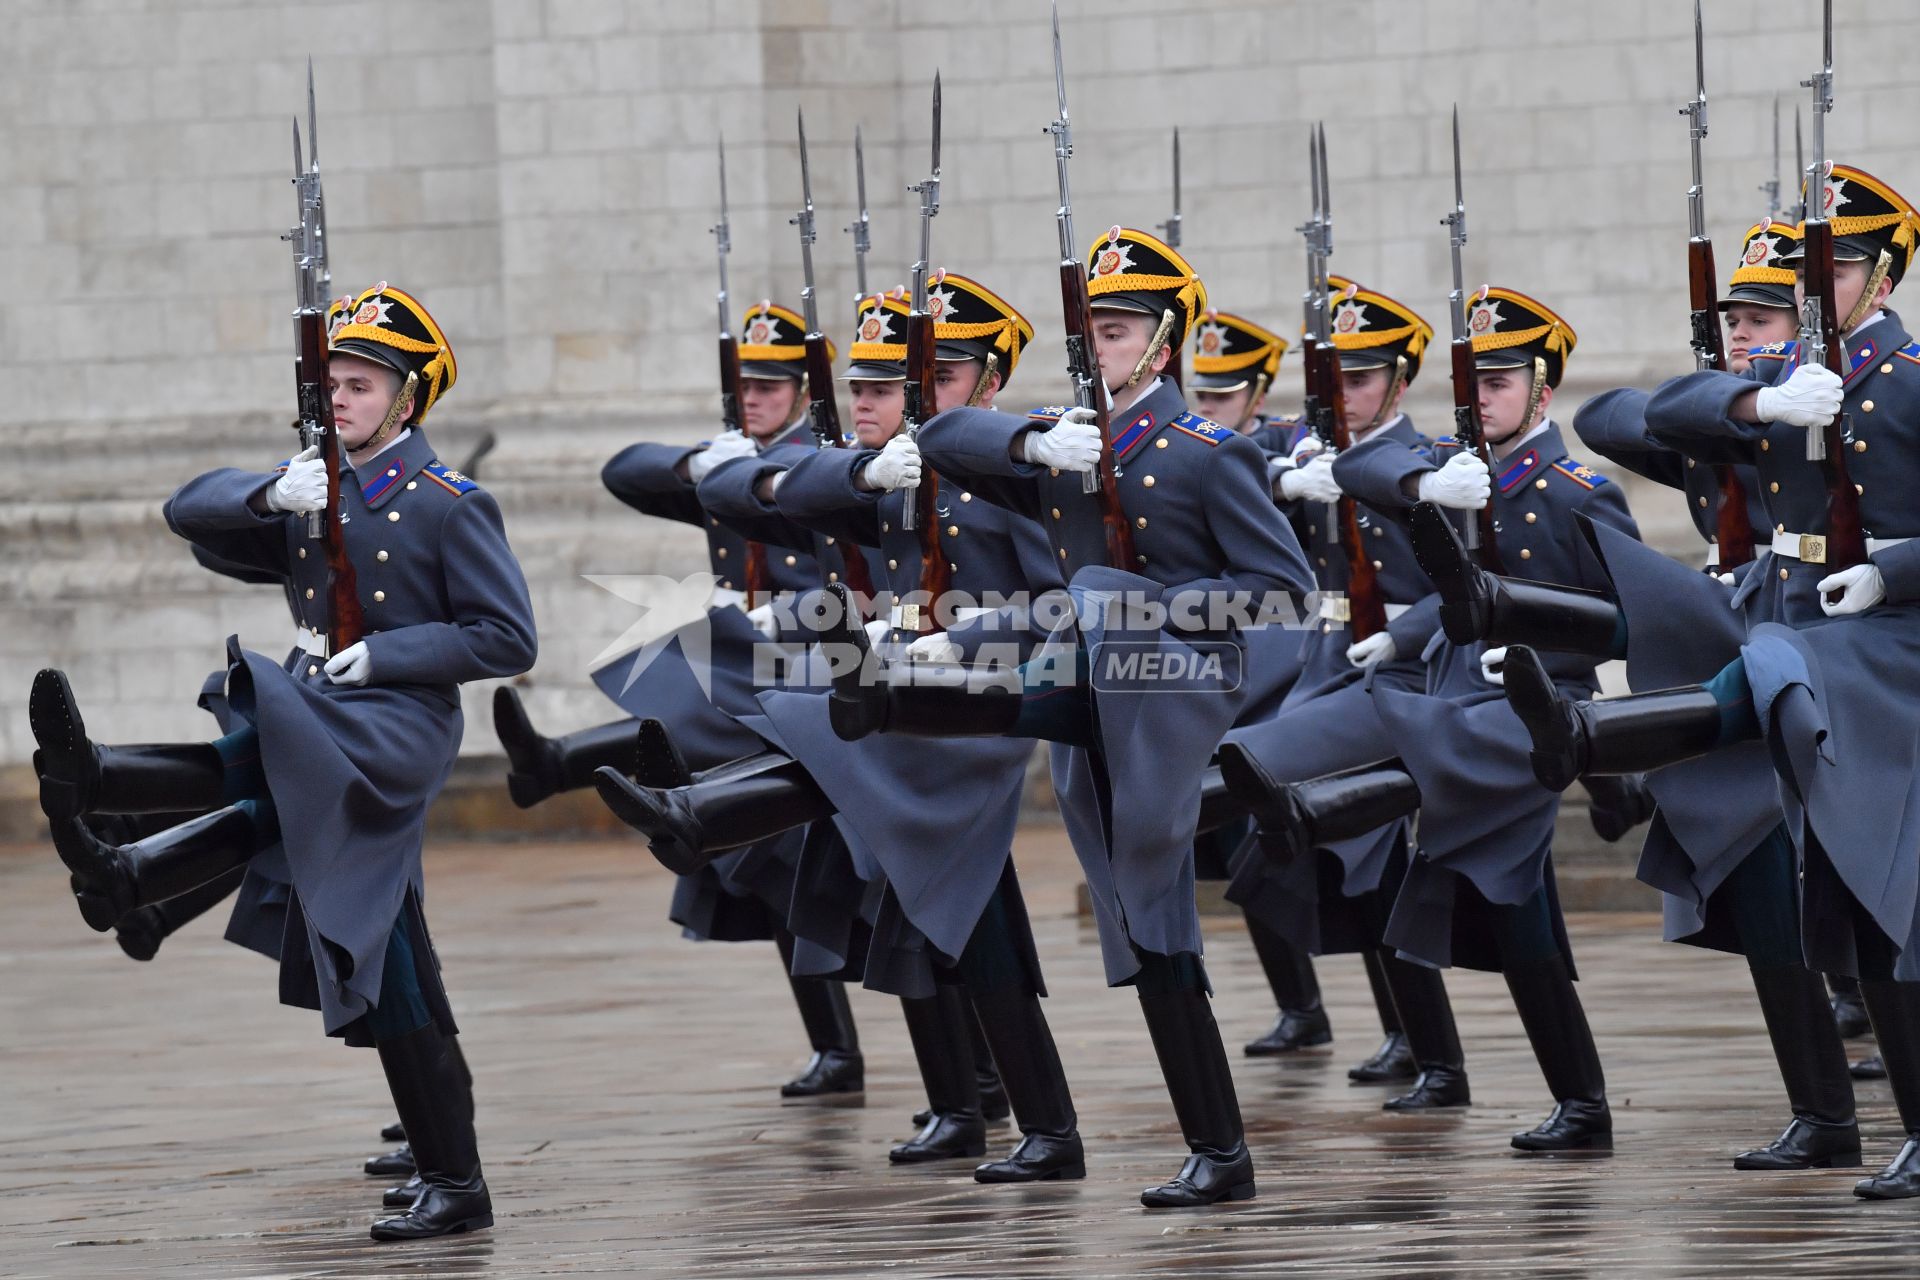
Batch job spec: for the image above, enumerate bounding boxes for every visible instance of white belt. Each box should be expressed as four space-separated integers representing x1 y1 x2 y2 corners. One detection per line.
711 587 748 609
294 626 328 657
1769 531 1910 565
889 603 994 631
1317 596 1411 623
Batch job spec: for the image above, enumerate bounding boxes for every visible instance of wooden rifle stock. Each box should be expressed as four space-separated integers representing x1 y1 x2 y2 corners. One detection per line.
296 311 364 651
1449 338 1507 575
1060 261 1137 569
1687 238 1757 568
802 334 877 600
903 309 951 626
1307 336 1387 639
1802 219 1868 576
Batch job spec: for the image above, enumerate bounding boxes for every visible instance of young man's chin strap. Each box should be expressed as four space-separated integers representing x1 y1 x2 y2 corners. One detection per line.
1520 356 1548 438
1844 248 1894 334
1125 309 1177 389
1366 355 1409 432
360 371 419 458
965 352 1000 407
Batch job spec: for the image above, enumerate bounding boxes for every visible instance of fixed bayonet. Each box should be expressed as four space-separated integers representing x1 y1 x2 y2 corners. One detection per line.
283 58 331 539
1800 0 1836 461
1158 128 1182 249
793 111 819 335
1681 0 1724 373
1681 0 1709 245
1441 106 1499 566
1762 95 1782 219
847 125 871 302
1794 106 1806 221
712 136 733 342
899 73 942 530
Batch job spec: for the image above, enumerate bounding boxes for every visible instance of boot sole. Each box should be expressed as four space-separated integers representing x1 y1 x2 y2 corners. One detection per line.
1244 1034 1334 1056
1140 1180 1257 1208
370 1211 493 1241
52 822 127 932
30 669 89 820
1734 1150 1864 1171
975 1162 1087 1183
889 1144 989 1164
1503 649 1583 792
1511 1136 1614 1154
634 719 692 789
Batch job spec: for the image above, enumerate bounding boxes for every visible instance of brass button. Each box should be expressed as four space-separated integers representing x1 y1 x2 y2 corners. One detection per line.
1318 556 1328 567
1863 400 1876 412
1372 526 1384 537
720 579 732 588
1698 495 1709 508
825 536 835 545
1137 554 1148 565
828 572 839 583
373 590 386 603
1535 478 1548 490
1372 559 1384 570
298 547 307 559
1525 512 1537 524
1776 523 1785 533
1856 483 1864 494
1050 468 1060 477
1059 548 1068 560
710 518 719 527
406 480 418 491
1686 458 1696 469
376 550 389 562
1855 439 1868 453
1051 508 1062 519
1780 567 1790 581
387 510 400 522
961 492 972 502
717 546 728 558
784 555 797 566
888 558 899 570
1143 475 1155 487
305 588 314 599
1769 482 1780 493
1882 362 1894 374
946 525 959 537
308 664 319 676
1760 439 1770 451
1135 517 1147 529
882 522 891 533
949 562 958 572
1520 548 1532 560
1156 438 1169 448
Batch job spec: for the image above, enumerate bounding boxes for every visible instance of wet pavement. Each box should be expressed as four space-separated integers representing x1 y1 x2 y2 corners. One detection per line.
4 829 1916 1278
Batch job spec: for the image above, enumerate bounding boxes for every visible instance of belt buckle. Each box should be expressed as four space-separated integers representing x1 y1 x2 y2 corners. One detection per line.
1322 596 1351 623
896 603 921 634
1798 534 1828 565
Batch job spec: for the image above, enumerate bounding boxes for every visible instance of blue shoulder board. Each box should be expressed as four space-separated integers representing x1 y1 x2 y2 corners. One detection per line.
423 460 479 495
1749 340 1796 361
1429 435 1460 447
1897 340 1920 365
1027 406 1068 423
1169 411 1229 445
1551 457 1609 490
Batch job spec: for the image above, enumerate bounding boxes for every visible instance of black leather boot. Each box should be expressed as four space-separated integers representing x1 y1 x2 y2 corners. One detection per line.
1505 955 1612 1152
1242 915 1331 1055
1830 974 1873 1039
382 1174 423 1208
890 988 988 1163
816 584 1023 741
1853 981 1920 1199
594 753 834 875
1381 958 1471 1110
1411 503 1622 653
1196 766 1246 836
1220 750 1420 866
1137 985 1256 1206
969 987 1085 1183
1504 646 1723 793
381 1121 407 1142
775 931 864 1099
1853 1055 1888 1080
369 1024 492 1241
1581 773 1655 843
31 669 227 820
1350 949 1418 1083
364 1144 416 1177
632 717 695 788
918 1009 1010 1126
1734 963 1861 1169
52 807 258 934
494 687 642 810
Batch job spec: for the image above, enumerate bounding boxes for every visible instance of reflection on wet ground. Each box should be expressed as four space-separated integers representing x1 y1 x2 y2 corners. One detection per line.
4 831 1915 1277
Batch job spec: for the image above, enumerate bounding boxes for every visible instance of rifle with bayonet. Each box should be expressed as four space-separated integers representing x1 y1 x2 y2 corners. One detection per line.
1796 0 1868 587
847 126 871 305
1297 124 1386 639
1158 129 1183 250
282 62 363 655
1047 1 1136 570
898 75 952 624
791 111 877 601
1681 0 1757 569
1442 107 1507 574
711 136 769 608
1761 95 1783 220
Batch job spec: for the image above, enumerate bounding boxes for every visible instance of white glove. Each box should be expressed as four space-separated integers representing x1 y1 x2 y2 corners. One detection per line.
745 601 780 640
267 445 327 513
1715 571 1737 587
1479 645 1508 686
1021 407 1102 473
1346 631 1396 669
904 632 962 664
1753 364 1844 427
323 640 372 686
1416 452 1491 510
687 430 757 483
1818 562 1887 616
862 434 923 492
1279 453 1343 503
864 618 893 647
1288 434 1327 466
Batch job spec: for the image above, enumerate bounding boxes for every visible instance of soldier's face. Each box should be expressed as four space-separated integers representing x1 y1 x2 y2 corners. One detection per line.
1090 311 1164 392
1796 257 1892 331
932 360 999 412
740 377 801 440
1723 304 1799 373
849 380 906 448
1191 387 1257 431
328 354 408 453
1337 367 1396 434
1476 368 1550 442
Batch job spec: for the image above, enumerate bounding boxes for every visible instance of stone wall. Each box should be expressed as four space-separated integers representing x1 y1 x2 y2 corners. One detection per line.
3 0 1912 779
